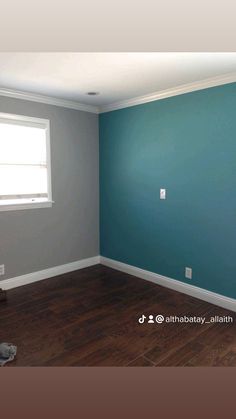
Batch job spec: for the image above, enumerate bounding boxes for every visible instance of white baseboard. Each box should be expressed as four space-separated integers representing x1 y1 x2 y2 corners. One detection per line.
100 256 236 313
2 254 236 313
0 256 100 290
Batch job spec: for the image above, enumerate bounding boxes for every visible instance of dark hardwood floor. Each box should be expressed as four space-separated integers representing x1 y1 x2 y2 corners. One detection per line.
0 264 236 366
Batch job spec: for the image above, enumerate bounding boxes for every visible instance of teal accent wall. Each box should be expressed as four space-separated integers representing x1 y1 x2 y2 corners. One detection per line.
99 83 236 299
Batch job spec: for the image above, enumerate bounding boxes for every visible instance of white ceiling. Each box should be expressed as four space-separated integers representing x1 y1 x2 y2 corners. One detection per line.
0 53 236 111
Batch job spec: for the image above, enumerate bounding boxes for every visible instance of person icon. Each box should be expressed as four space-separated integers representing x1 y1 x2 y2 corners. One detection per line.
148 315 155 323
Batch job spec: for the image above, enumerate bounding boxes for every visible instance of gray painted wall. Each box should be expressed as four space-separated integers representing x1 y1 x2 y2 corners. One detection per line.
0 96 99 280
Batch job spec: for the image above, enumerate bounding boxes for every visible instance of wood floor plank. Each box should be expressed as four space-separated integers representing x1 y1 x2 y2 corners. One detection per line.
127 356 155 367
0 264 235 366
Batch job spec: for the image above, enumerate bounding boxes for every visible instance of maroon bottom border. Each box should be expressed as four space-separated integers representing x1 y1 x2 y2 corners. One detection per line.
0 367 235 418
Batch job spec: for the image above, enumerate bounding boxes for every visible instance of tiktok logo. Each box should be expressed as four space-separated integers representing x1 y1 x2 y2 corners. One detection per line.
138 314 146 324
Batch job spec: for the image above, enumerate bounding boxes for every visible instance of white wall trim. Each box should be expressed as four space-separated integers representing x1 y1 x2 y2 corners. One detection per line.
0 256 100 290
1 255 236 312
0 87 99 114
99 72 236 113
100 257 236 312
0 200 53 212
0 72 236 115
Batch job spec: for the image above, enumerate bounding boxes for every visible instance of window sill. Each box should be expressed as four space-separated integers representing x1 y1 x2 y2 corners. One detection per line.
0 201 54 212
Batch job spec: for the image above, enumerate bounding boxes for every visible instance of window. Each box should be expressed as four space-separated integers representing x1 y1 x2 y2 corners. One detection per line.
0 113 52 211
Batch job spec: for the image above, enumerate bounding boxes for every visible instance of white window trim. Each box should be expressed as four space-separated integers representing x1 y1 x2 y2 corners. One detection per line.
0 112 53 212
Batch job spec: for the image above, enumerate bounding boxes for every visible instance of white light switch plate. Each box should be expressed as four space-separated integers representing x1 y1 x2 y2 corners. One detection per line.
185 267 192 279
0 265 5 275
160 189 166 199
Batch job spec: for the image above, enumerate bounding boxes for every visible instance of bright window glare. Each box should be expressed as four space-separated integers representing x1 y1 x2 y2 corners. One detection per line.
0 123 46 165
0 117 50 204
0 166 47 195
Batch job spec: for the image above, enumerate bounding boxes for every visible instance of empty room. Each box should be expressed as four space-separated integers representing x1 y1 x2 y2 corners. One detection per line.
0 52 236 367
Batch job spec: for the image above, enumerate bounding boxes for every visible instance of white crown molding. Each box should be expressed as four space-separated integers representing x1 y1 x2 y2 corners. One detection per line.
100 257 236 312
99 72 236 113
0 72 236 114
0 87 99 114
0 255 100 290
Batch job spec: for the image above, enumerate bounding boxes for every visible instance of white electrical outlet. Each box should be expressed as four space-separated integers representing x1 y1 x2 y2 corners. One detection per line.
0 265 5 275
185 267 192 279
160 189 166 199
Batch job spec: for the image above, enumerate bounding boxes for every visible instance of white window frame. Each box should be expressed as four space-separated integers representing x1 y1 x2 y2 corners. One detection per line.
0 112 53 211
